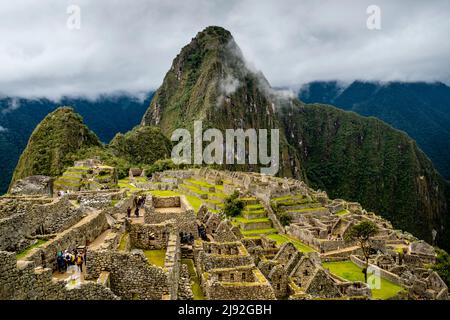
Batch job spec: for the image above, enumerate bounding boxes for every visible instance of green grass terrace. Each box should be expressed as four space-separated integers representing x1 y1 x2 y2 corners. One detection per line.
323 260 405 300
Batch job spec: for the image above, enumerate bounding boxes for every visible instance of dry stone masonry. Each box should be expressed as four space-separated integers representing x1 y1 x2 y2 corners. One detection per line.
0 161 447 300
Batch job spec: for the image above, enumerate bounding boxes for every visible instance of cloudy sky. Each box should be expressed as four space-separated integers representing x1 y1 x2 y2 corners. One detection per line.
1 0 450 99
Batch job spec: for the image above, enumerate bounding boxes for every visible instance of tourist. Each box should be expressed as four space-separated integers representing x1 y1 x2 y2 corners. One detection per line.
127 207 131 218
57 252 65 273
76 254 84 272
135 206 139 217
64 251 71 267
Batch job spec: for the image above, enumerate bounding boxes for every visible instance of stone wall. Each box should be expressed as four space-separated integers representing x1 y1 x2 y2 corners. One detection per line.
144 195 197 238
350 255 404 287
204 267 276 300
196 241 254 272
165 231 181 299
152 196 181 208
86 249 170 299
0 197 84 251
128 220 174 250
23 210 109 270
0 251 119 300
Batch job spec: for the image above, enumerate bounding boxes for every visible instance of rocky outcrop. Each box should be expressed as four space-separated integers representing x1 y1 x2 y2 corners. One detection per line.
9 176 53 196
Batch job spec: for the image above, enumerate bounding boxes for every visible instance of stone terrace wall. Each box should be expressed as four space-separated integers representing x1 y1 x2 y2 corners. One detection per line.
165 231 181 300
86 249 170 300
350 255 404 287
37 197 85 233
205 268 276 300
0 197 84 251
152 196 181 208
199 242 254 271
144 196 197 238
128 220 174 250
0 251 119 300
23 210 109 270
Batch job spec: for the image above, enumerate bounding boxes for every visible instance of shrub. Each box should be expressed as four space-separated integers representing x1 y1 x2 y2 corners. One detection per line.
432 248 450 286
278 211 292 226
223 191 244 218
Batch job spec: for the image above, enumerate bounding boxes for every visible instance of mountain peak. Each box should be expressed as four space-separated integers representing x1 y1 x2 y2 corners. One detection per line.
195 26 233 42
10 106 101 186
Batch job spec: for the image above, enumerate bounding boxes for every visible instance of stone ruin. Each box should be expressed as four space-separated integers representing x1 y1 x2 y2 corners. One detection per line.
0 165 447 300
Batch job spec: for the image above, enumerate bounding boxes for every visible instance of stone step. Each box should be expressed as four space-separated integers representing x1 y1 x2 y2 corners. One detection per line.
240 197 259 206
178 184 208 199
287 207 329 217
238 219 273 231
242 210 266 220
279 202 322 210
184 179 216 193
241 228 278 237
244 204 264 212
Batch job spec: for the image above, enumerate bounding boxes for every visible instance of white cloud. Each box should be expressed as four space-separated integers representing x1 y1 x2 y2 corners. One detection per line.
0 0 449 99
1 98 21 114
0 126 8 132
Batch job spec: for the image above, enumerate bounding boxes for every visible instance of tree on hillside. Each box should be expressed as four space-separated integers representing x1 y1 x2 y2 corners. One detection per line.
223 191 244 218
345 221 379 283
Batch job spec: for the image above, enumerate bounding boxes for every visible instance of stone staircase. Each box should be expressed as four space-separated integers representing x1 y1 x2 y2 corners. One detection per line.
54 166 90 191
236 197 277 237
271 195 329 221
178 178 227 211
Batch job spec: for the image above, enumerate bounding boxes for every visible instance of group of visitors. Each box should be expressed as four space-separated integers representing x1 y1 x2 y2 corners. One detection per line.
127 195 146 218
198 224 207 241
56 248 86 273
180 232 194 244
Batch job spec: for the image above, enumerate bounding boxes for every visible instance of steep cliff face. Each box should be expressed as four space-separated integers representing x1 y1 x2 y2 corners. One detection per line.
10 107 101 186
142 26 301 178
141 26 450 249
299 81 450 179
279 101 449 246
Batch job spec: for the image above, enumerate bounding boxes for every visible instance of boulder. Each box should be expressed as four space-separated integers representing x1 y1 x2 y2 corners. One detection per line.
9 175 53 196
409 240 435 256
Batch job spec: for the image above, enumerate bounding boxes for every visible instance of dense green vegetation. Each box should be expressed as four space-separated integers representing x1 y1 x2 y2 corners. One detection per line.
0 93 151 194
10 107 102 187
280 101 450 250
109 125 172 165
141 26 298 178
432 248 450 286
223 191 244 217
299 81 450 179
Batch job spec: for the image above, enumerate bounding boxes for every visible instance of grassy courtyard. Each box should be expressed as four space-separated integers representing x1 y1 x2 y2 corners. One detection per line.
144 249 166 268
322 260 405 300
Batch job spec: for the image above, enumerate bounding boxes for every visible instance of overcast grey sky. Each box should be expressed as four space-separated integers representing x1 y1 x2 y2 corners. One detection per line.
1 0 449 99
